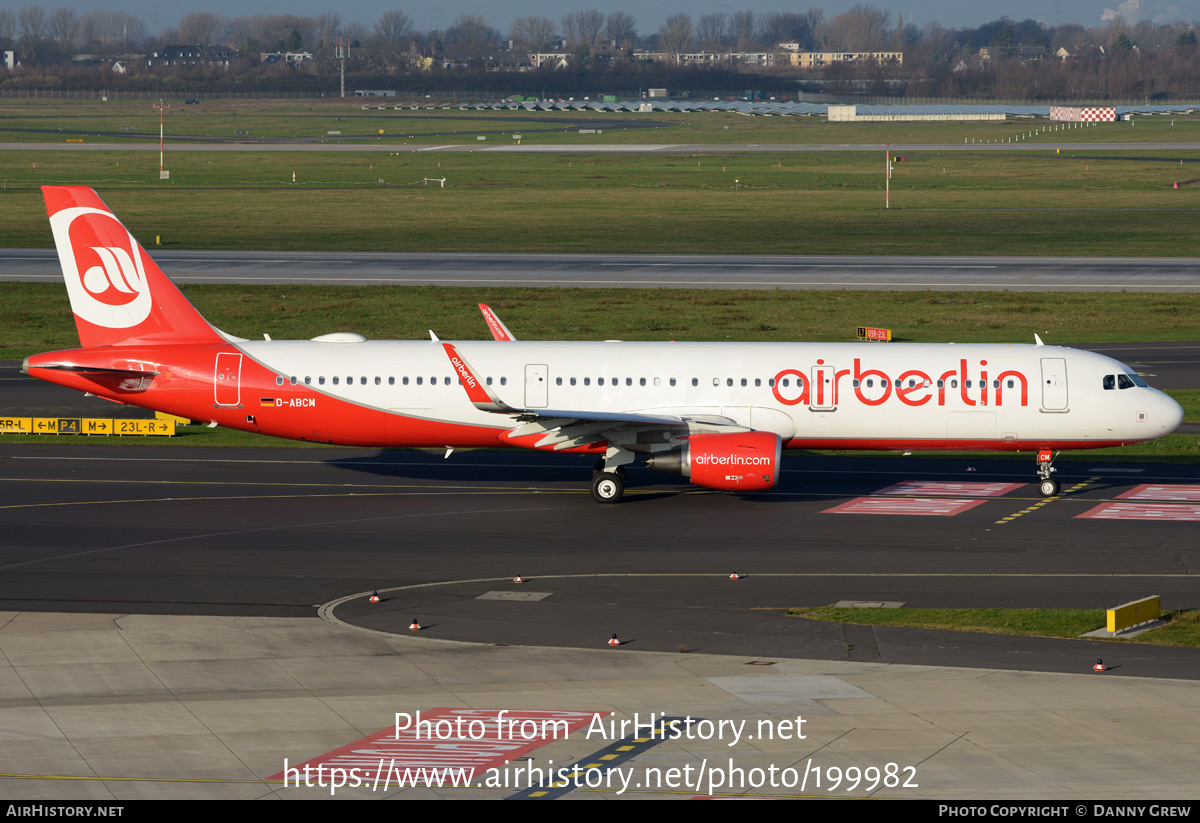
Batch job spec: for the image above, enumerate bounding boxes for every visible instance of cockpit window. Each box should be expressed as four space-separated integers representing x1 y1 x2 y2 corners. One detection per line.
1103 375 1115 390
1126 372 1148 387
1117 374 1136 390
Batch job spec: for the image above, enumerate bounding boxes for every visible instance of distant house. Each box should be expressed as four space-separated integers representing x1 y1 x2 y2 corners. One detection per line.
788 51 903 68
2 50 15 71
147 45 239 68
529 52 570 69
978 45 1047 61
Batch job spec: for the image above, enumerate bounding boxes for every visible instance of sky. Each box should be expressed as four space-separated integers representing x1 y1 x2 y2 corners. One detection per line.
9 0 1196 35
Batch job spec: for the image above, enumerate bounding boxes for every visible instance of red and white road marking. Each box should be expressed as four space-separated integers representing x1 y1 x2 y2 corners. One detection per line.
268 708 598 783
824 497 986 516
1117 484 1200 502
1077 502 1200 522
875 481 1024 497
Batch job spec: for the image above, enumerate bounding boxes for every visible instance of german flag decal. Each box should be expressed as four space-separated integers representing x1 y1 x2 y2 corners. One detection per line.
260 398 277 407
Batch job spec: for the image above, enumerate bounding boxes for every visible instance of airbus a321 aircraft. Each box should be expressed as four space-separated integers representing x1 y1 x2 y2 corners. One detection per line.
25 186 1184 503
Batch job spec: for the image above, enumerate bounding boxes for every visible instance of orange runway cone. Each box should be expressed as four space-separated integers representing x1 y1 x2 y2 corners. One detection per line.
608 633 620 647
730 573 742 580
369 591 381 603
513 575 525 583
1093 658 1106 672
1174 182 1180 189
409 618 422 631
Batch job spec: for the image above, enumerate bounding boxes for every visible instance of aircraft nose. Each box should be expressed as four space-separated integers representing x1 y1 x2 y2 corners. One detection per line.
1161 392 1185 434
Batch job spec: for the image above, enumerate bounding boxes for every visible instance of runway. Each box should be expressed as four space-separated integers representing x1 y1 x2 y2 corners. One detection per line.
1 440 1198 677
4 249 1200 291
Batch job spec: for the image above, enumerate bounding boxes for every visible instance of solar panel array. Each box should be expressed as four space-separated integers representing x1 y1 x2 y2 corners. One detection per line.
453 100 1198 117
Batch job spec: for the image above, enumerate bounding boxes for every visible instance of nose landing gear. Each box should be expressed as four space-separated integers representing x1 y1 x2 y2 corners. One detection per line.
1036 449 1060 497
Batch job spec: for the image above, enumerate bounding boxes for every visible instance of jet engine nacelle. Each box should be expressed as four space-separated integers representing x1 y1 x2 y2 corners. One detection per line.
646 431 781 491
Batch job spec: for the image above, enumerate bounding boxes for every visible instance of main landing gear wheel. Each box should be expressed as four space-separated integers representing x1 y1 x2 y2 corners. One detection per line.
591 472 624 503
1038 478 1060 497
592 460 625 481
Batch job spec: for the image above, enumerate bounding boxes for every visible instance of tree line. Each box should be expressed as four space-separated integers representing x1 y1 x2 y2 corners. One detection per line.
1 5 1197 101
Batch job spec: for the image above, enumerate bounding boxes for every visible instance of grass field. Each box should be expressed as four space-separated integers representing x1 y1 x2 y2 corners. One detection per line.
790 606 1200 648
2 150 1198 255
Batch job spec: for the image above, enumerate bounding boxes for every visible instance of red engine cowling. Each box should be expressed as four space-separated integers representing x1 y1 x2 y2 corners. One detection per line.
646 431 781 491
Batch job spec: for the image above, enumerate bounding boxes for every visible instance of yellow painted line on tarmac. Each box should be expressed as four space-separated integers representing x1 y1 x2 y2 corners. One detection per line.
995 477 1098 524
0 772 275 785
0 488 600 511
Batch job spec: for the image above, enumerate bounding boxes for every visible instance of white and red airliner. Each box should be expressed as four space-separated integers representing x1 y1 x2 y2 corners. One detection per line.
25 186 1184 502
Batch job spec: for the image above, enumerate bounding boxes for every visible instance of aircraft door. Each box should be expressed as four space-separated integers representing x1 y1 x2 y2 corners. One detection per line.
525 364 548 408
810 363 837 411
214 352 242 407
1040 358 1068 411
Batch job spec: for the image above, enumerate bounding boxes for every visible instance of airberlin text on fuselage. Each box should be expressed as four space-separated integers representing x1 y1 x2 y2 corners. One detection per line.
773 358 1029 409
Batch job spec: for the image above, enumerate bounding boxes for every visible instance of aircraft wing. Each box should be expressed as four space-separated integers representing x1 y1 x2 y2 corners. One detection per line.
442 342 705 450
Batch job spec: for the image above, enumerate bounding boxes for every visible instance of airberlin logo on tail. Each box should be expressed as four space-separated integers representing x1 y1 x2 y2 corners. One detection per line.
49 206 152 329
82 246 144 301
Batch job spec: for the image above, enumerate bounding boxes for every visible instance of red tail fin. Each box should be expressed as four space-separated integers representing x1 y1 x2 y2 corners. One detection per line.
43 186 221 347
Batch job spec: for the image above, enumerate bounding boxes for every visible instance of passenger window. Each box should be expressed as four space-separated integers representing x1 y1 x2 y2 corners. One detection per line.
640 378 646 386
556 377 562 386
571 377 577 386
951 379 958 388
319 377 325 385
626 378 632 386
402 377 409 385
740 378 747 387
599 378 605 386
276 376 284 386
445 377 451 385
992 380 999 388
389 377 395 385
375 377 381 385
1007 380 1014 388
966 380 972 388
727 378 733 387
768 378 775 387
417 377 423 385
290 376 298 385
486 377 492 385
584 377 590 386
713 378 719 386
866 379 873 388
937 380 944 388
304 377 311 385
691 378 698 387
782 378 790 388
754 378 761 387
333 376 339 385
501 377 507 386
